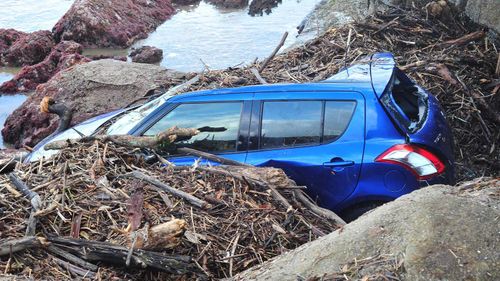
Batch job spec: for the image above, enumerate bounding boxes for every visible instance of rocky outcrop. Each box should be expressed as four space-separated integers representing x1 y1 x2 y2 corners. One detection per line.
249 0 281 16
2 60 187 148
52 0 176 48
129 46 163 64
0 29 54 67
234 178 500 280
0 41 91 93
206 0 249 9
171 0 201 5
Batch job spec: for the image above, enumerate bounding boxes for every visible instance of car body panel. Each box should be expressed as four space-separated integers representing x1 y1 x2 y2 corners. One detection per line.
26 52 456 213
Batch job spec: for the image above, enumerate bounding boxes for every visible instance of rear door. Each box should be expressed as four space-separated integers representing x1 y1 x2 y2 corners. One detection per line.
244 91 365 211
139 93 252 165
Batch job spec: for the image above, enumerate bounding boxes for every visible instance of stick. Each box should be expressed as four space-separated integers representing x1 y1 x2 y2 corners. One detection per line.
44 126 199 150
51 256 97 279
8 173 42 235
176 147 252 167
441 31 485 47
48 245 99 272
250 68 268 84
294 190 346 225
258 32 288 72
126 170 210 209
0 236 45 256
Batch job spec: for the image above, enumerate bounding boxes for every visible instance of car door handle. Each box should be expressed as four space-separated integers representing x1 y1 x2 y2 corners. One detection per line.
323 160 354 167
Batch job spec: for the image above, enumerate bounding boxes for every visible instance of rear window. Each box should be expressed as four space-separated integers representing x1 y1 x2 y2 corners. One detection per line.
261 101 322 149
381 68 428 132
259 100 356 149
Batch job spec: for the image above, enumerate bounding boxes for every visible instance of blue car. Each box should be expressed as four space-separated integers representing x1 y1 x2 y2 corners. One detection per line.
27 53 455 218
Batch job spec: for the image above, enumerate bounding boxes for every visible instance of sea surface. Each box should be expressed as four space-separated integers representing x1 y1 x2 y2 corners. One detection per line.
0 0 321 147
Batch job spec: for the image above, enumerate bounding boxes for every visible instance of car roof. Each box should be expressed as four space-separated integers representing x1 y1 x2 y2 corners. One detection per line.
168 81 375 102
168 53 395 102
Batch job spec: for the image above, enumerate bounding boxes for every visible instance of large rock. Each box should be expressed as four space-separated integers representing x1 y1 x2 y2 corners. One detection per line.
129 46 163 64
2 60 187 148
0 29 54 67
234 178 500 280
0 41 91 93
464 0 500 34
206 0 249 9
52 0 176 48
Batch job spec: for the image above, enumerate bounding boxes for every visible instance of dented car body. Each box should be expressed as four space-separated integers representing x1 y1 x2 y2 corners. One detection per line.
27 53 455 214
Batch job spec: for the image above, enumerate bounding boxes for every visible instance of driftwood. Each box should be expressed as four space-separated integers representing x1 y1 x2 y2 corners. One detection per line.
8 173 42 236
0 236 198 275
441 30 485 47
258 31 288 72
44 126 199 150
40 96 74 136
177 147 252 167
294 190 346 225
125 170 210 209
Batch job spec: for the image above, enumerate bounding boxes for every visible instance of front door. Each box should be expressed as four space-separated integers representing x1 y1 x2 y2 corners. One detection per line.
244 92 365 211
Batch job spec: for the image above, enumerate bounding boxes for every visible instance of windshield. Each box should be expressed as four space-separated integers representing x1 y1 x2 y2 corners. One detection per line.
107 93 173 135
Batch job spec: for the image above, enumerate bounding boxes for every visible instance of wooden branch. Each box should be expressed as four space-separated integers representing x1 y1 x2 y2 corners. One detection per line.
44 126 199 150
441 31 485 47
126 170 210 209
176 147 252 167
47 244 99 272
258 31 288 72
0 236 200 275
251 68 268 84
294 190 346 226
51 256 97 279
0 236 45 256
8 173 42 236
40 96 74 135
47 237 198 275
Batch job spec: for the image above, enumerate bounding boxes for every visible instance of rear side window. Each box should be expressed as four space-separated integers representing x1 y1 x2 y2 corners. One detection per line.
261 101 322 149
323 101 356 142
259 100 356 149
144 102 242 152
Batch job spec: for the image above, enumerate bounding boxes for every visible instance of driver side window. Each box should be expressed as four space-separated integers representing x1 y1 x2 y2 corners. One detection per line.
143 102 243 152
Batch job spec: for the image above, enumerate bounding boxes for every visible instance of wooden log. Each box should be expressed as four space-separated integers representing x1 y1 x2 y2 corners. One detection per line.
40 96 74 136
143 219 187 250
44 126 199 150
126 170 210 209
47 237 198 275
441 31 485 47
294 190 346 226
0 236 46 256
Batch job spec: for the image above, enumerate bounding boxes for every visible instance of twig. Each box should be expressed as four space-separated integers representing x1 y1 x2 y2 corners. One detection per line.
250 68 268 84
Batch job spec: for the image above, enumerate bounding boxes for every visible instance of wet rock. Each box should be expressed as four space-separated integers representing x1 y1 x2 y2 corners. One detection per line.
52 0 176 48
2 31 54 67
0 29 27 62
235 178 500 280
2 59 187 148
129 46 163 64
87 54 128 61
0 41 90 93
171 0 201 5
249 0 281 16
206 0 249 9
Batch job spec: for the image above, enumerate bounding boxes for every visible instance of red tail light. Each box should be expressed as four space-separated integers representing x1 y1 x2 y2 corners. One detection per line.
375 144 445 180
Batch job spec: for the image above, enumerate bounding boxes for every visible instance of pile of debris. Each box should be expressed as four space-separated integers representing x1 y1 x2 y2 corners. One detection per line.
0 130 341 279
182 6 499 181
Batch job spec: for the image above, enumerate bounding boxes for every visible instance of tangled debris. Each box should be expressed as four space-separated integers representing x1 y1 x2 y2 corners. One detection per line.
0 137 340 279
182 7 499 181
